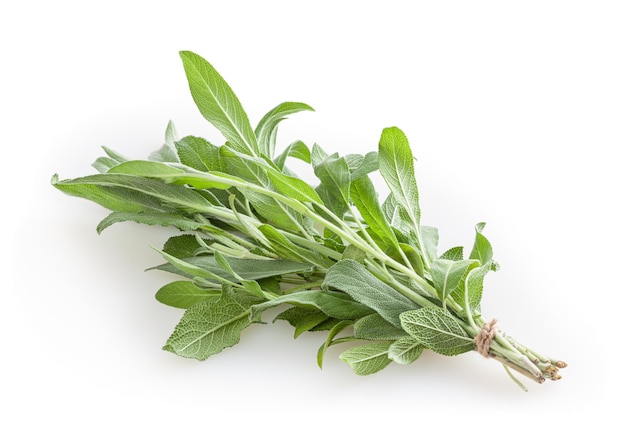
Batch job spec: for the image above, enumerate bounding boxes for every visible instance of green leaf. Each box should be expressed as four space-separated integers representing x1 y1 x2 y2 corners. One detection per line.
469 222 493 265
214 250 238 278
52 173 209 214
273 140 311 170
155 280 220 309
220 149 313 231
315 183 348 219
259 224 332 267
163 289 263 360
393 243 424 277
153 248 218 280
341 244 366 263
154 253 315 282
462 264 492 311
162 234 204 259
421 225 439 265
266 170 323 204
255 102 314 158
349 151 379 181
92 156 120 173
251 290 373 322
149 120 180 163
310 143 328 168
179 51 258 156
216 256 315 280
322 259 417 328
378 127 427 260
339 342 393 375
440 246 464 261
399 308 474 356
314 155 351 207
101 146 130 163
430 258 480 301
96 211 204 234
317 320 353 367
274 307 330 338
107 160 234 190
350 175 398 251
175 136 221 172
354 314 407 341
388 336 424 365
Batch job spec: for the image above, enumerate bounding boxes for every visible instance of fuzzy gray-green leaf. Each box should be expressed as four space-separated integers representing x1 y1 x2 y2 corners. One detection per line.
96 212 204 234
399 308 474 356
354 314 407 341
314 155 351 206
388 336 424 364
339 342 393 375
251 290 373 322
175 136 221 172
430 258 479 301
469 222 493 266
274 140 311 170
179 51 258 156
155 280 220 309
350 175 398 251
378 127 421 232
163 290 263 360
255 102 314 158
51 173 210 214
322 259 416 328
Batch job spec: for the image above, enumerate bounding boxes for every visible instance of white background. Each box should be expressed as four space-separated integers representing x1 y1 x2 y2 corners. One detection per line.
2 0 624 437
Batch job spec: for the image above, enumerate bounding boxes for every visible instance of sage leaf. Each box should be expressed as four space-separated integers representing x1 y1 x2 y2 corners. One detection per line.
154 253 315 283
179 51 258 156
259 224 332 267
274 307 330 338
430 258 480 301
310 143 328 168
155 280 220 309
339 342 393 375
461 264 492 312
349 151 379 181
221 148 312 231
440 246 464 261
251 290 373 322
273 140 311 171
162 234 204 259
96 212 204 234
92 156 120 173
163 289 262 360
317 320 354 367
354 314 407 341
421 225 439 265
378 127 421 233
388 336 424 365
399 308 474 356
175 136 221 172
255 102 314 158
378 127 432 266
469 222 493 266
52 173 210 214
322 259 416 328
350 175 398 252
314 154 351 207
266 170 323 204
149 120 180 163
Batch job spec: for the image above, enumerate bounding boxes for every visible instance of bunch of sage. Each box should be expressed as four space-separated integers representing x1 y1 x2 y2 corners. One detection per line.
52 51 566 390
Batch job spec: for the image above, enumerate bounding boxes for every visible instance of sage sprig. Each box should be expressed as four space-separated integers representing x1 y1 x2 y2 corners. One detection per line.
52 50 566 390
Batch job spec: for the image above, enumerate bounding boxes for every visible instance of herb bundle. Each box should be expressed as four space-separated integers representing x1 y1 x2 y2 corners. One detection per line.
52 51 565 389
